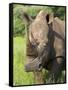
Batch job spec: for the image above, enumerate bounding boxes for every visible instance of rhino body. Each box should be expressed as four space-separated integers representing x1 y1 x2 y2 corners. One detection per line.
22 10 66 83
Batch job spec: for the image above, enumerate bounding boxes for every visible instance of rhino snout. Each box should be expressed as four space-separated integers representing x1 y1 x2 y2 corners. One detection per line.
25 58 42 72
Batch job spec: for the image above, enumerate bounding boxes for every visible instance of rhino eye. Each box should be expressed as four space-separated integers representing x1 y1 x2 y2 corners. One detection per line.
34 40 39 46
31 43 36 48
31 41 38 48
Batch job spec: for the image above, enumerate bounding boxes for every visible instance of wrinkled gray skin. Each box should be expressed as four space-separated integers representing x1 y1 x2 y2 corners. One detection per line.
22 10 65 83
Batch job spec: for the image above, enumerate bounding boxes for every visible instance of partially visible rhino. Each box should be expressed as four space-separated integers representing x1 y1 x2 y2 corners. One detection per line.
21 10 66 83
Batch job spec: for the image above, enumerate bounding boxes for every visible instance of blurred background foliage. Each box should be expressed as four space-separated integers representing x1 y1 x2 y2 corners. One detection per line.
13 4 66 37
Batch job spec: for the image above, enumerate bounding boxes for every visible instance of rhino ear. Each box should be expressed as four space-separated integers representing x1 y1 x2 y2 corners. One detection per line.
46 13 54 24
20 11 33 25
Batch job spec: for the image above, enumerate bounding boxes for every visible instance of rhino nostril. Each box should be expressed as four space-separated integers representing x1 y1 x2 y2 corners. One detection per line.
39 64 42 68
38 63 42 71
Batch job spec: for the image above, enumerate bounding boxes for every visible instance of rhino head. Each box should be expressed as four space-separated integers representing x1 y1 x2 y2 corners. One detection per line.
21 10 54 72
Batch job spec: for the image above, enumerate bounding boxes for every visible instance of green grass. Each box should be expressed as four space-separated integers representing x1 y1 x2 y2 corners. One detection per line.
13 36 34 86
13 36 65 86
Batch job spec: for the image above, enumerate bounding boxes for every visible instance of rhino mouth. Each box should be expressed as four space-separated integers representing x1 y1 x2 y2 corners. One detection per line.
25 45 49 72
25 64 42 72
25 57 43 72
25 51 48 72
